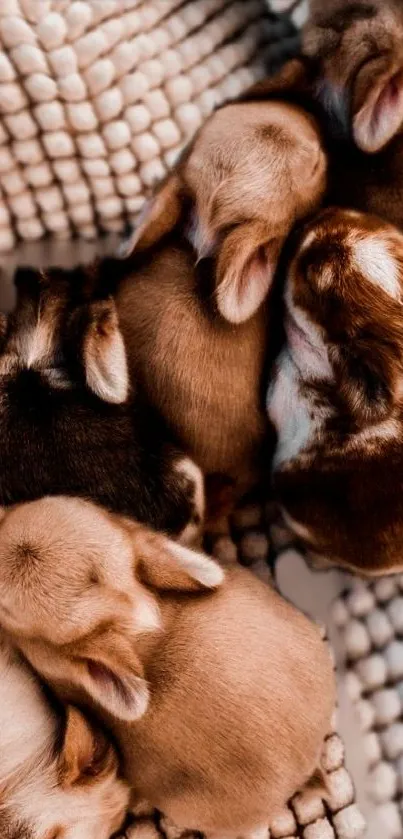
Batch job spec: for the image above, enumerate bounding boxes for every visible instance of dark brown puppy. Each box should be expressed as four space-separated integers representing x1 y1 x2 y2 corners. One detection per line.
0 267 204 543
268 207 403 576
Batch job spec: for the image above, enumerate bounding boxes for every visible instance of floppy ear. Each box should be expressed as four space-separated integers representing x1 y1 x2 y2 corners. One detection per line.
353 59 403 153
58 705 116 786
130 526 224 592
83 299 129 404
337 337 400 424
120 173 184 256
66 630 149 722
216 222 281 323
241 58 314 102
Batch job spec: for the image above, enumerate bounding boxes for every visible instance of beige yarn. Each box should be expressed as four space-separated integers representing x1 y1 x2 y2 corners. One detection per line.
0 0 281 252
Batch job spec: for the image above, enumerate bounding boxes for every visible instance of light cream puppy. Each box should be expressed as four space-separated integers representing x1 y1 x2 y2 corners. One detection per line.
0 496 335 838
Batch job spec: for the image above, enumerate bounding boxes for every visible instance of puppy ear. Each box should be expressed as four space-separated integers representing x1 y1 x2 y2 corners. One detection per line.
131 527 224 592
120 173 184 256
353 59 403 153
83 299 129 404
58 705 116 786
241 58 314 102
67 630 149 722
216 222 281 323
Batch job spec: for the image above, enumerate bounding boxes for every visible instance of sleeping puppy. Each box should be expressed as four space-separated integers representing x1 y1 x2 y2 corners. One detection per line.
0 495 335 837
304 0 403 227
111 96 327 491
0 633 130 839
268 207 403 575
0 267 203 543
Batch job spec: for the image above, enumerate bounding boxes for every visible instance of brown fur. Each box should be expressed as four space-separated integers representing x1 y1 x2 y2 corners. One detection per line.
268 207 403 575
0 496 335 837
113 98 327 493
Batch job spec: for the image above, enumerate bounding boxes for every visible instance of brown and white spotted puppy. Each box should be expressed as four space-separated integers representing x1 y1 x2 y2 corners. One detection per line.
0 495 335 838
0 634 130 839
268 207 403 575
0 267 204 545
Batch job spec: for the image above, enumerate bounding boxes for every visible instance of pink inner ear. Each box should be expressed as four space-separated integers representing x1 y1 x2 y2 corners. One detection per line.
355 69 403 152
87 661 132 707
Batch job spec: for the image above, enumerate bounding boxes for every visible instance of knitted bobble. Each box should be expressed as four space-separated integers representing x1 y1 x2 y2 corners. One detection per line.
25 162 52 187
293 790 325 825
36 185 64 213
385 641 403 681
95 88 123 122
67 102 98 132
366 609 394 648
332 805 367 839
363 731 381 766
85 59 116 96
43 131 75 159
5 110 37 140
77 133 106 158
63 181 90 206
75 31 109 70
344 620 371 661
20 0 51 23
304 820 335 839
165 75 193 106
58 73 86 102
9 190 36 219
120 71 149 105
26 73 58 103
381 723 403 761
48 46 78 77
139 59 164 88
0 227 15 251
175 103 202 137
91 0 120 26
196 88 219 118
96 195 122 219
189 64 212 95
374 578 399 603
37 13 67 50
65 2 93 41
0 53 16 82
69 203 93 225
91 177 114 199
346 585 376 618
117 173 141 196
125 195 144 215
323 735 345 773
79 224 97 239
139 158 166 188
327 768 355 811
17 217 43 240
35 102 66 132
0 83 28 113
368 762 397 804
13 138 43 165
131 132 160 163
149 27 170 54
82 158 109 177
0 201 11 226
102 120 131 151
355 698 375 732
160 49 183 80
355 654 387 691
270 808 297 838
143 89 169 120
43 210 69 233
153 119 181 150
123 11 142 39
0 169 25 196
109 147 135 174
388 597 403 632
125 104 151 134
373 688 401 726
0 17 35 49
0 0 21 15
11 45 47 75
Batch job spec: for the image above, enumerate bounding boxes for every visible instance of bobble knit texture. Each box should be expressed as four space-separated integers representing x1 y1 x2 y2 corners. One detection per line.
0 0 300 251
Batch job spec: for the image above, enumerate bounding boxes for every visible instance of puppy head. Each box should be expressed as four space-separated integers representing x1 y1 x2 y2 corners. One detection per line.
0 496 224 722
305 1 403 152
0 640 129 839
122 99 327 324
1 267 129 406
285 207 403 423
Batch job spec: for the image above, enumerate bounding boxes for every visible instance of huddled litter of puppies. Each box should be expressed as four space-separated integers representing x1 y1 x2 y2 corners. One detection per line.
1 1 403 837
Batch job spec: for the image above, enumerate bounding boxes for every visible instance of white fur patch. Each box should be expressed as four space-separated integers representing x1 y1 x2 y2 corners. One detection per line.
86 329 129 404
300 229 317 252
267 349 318 468
134 592 161 634
170 543 224 588
352 237 401 299
175 457 205 547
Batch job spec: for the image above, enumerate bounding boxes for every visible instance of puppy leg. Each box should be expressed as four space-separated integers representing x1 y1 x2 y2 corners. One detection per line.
174 457 205 548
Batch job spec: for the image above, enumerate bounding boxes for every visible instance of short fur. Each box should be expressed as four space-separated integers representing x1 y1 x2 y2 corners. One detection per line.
113 98 327 492
0 496 335 837
0 634 129 839
268 207 403 575
0 267 204 542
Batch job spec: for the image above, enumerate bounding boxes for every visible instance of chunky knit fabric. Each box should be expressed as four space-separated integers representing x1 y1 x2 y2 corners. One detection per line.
0 0 300 252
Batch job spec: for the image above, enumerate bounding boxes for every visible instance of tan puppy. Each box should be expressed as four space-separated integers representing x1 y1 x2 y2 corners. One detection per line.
112 97 327 489
268 207 403 575
0 496 335 837
0 634 129 839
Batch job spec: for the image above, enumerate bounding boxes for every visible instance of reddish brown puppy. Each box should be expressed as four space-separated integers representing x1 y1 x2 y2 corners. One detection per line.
268 207 403 575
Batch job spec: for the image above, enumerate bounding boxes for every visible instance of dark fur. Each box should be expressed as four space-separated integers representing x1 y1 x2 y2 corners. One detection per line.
0 267 199 536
